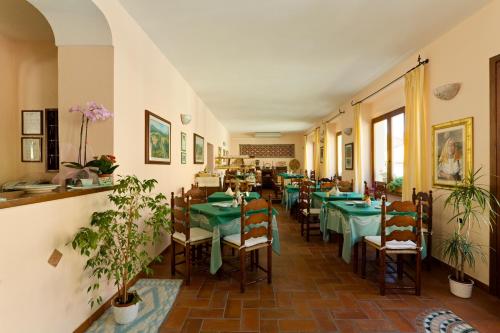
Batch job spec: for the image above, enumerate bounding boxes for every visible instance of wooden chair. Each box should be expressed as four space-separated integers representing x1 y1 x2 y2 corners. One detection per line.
310 170 316 181
183 185 208 204
170 193 213 285
412 188 433 270
298 183 321 241
361 198 423 295
364 181 387 199
222 198 273 292
338 179 353 192
320 182 334 192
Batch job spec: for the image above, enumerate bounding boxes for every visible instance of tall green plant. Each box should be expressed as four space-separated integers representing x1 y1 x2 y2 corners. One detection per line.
441 167 499 283
72 175 171 307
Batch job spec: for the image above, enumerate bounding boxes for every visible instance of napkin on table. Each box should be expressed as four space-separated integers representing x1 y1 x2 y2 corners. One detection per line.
225 187 234 196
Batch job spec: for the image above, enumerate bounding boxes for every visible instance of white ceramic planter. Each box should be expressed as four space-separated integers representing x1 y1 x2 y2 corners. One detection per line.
112 297 140 324
449 275 474 298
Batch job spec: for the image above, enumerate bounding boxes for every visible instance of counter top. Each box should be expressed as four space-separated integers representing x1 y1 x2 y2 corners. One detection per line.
0 186 114 209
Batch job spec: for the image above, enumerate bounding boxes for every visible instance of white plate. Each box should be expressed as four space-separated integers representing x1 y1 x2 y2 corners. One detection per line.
67 184 104 190
212 202 232 208
14 184 60 194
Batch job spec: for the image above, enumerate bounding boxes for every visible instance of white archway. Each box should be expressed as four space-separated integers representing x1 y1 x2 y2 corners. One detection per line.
27 0 112 46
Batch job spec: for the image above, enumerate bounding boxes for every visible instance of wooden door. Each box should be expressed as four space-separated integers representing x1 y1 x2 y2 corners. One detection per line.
490 54 500 296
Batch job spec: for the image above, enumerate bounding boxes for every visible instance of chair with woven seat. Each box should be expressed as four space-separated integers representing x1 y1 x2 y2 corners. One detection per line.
222 197 273 293
361 198 423 295
364 181 387 199
309 170 316 181
298 183 321 241
170 193 213 285
412 188 433 270
320 181 334 192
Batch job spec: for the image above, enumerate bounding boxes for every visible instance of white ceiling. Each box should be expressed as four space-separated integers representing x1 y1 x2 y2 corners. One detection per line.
0 0 53 41
120 0 490 133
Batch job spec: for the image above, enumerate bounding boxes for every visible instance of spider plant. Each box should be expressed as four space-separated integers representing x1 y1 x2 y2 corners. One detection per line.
441 167 499 283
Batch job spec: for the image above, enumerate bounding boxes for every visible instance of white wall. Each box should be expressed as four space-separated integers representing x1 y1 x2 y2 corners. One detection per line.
318 0 500 285
230 133 304 171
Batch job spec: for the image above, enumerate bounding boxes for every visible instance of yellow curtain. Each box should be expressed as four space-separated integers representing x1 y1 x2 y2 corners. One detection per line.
402 65 428 200
322 124 329 178
353 104 363 193
313 128 320 176
303 135 308 174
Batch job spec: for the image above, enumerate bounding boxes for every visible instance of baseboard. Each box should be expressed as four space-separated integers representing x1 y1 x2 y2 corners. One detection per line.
430 257 489 293
73 245 170 333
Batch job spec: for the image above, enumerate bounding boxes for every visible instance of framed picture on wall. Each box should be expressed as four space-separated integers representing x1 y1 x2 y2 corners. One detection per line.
145 110 171 164
22 110 43 135
181 132 187 152
193 133 204 164
21 137 42 162
432 117 473 188
181 151 187 164
345 143 353 170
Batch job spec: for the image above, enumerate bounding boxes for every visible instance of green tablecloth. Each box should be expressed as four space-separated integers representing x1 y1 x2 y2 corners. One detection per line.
190 203 280 274
208 192 260 203
278 173 304 179
311 191 364 208
281 184 320 211
319 200 425 263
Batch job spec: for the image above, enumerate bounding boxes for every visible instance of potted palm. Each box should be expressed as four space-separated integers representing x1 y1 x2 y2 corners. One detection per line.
441 168 498 298
71 175 170 324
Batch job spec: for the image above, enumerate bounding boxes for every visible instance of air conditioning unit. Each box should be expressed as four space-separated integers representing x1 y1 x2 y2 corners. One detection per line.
254 132 281 138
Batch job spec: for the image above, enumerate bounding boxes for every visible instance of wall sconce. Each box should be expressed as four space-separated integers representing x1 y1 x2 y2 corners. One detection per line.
343 128 352 135
180 114 192 125
433 83 461 100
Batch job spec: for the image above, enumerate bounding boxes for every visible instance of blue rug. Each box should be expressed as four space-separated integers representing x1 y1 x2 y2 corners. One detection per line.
86 279 182 333
418 309 478 333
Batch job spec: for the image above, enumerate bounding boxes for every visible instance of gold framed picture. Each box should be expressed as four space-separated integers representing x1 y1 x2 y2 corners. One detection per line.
432 117 473 188
145 110 171 165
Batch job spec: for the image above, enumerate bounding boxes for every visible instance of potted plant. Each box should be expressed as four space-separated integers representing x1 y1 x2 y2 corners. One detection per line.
387 176 403 194
86 155 119 185
441 168 499 298
71 175 170 324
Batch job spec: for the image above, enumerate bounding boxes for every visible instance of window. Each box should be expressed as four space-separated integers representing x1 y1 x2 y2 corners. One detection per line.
336 132 342 177
371 107 405 183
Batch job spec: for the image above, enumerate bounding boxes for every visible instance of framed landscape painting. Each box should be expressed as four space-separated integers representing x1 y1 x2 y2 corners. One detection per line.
345 143 353 170
194 133 204 164
432 117 473 188
145 110 171 164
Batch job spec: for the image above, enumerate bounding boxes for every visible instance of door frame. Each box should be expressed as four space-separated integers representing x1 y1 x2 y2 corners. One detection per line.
489 53 500 296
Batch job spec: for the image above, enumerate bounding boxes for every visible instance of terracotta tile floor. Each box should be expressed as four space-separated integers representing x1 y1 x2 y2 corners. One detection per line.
151 200 500 332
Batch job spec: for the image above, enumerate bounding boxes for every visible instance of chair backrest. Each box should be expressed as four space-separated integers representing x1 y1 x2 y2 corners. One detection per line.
338 179 353 192
240 197 273 245
381 197 422 248
373 181 387 199
298 184 312 214
320 181 334 192
310 170 316 181
185 185 207 204
170 192 191 240
412 188 433 230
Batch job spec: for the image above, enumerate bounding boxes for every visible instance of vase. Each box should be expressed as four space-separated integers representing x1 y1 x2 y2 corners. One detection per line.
98 174 113 186
449 275 474 298
112 295 140 324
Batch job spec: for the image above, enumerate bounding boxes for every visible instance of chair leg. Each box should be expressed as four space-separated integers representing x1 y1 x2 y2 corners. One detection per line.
267 245 272 284
361 239 366 278
306 216 310 242
379 250 386 296
397 254 403 280
300 215 304 236
240 248 247 293
416 251 422 296
426 233 432 271
255 249 260 270
250 251 255 271
185 244 191 286
171 240 176 276
352 243 359 274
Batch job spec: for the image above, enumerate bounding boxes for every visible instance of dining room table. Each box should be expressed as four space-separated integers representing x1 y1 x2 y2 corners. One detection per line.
311 191 364 208
189 202 281 274
319 200 426 266
281 183 320 211
207 191 260 203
